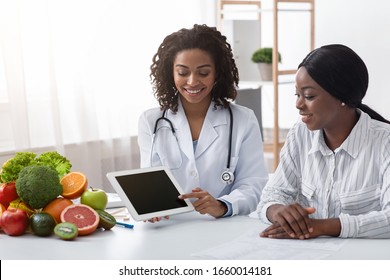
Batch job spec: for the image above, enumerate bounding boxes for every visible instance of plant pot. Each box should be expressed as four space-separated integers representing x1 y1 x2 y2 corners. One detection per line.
257 63 272 81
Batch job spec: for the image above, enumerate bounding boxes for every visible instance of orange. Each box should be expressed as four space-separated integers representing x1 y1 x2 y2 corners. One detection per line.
43 197 73 224
60 172 88 199
60 204 99 236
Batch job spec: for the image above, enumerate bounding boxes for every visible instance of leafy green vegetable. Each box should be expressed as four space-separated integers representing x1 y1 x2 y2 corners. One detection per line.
16 165 63 209
0 151 72 183
0 152 37 183
35 151 72 178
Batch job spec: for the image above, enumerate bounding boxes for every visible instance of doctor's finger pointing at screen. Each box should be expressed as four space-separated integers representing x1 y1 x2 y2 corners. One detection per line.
179 188 229 218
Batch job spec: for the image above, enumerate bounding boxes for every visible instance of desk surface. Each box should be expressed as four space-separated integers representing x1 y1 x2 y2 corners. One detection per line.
1 211 389 260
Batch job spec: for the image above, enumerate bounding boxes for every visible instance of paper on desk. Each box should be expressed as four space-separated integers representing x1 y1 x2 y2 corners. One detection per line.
191 229 348 260
106 207 131 221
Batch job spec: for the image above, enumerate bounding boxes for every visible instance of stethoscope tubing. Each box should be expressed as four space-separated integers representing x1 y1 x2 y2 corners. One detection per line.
152 105 234 184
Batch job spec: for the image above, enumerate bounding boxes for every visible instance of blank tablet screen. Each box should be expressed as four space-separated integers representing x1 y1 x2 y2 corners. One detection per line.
115 170 188 215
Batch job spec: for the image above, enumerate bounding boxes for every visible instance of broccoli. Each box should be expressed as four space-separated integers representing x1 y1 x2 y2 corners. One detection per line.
35 151 72 178
16 165 63 209
0 152 37 183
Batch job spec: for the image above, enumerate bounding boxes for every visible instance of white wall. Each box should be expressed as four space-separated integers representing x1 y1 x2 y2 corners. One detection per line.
1 0 388 154
315 0 390 121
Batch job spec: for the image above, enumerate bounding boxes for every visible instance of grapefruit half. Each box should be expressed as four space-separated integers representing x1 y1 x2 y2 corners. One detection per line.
60 204 99 236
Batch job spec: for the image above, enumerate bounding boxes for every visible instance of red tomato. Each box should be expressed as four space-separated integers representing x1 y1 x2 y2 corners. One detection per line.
1 208 29 236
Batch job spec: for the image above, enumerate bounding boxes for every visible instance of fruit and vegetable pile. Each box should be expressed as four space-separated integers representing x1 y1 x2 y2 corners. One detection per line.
0 151 117 241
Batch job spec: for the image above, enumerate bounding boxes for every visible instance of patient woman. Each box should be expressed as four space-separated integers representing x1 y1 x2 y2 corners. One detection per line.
257 44 390 239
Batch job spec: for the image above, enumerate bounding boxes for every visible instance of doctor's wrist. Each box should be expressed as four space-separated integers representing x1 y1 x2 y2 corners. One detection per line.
216 200 228 218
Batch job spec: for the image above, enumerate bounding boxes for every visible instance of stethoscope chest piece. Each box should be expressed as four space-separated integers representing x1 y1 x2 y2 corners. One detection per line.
221 169 234 185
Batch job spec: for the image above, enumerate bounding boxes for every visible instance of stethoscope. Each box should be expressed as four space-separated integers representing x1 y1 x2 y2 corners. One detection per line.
152 106 235 185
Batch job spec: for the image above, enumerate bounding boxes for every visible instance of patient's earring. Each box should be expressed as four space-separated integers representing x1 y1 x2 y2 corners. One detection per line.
341 102 346 106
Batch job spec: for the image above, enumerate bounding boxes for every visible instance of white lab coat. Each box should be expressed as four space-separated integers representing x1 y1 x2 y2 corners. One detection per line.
138 101 268 215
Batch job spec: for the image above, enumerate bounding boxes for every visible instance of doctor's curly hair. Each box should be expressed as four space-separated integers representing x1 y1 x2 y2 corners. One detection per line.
150 24 239 112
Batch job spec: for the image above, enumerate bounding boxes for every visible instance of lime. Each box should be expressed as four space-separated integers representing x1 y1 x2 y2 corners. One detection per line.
54 222 78 240
30 212 56 237
96 209 116 230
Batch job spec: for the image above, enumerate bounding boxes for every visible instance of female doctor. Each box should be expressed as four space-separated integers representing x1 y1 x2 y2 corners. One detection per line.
138 24 268 222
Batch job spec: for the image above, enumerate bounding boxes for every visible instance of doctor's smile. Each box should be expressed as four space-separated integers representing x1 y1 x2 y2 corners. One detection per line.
181 85 210 101
185 88 202 95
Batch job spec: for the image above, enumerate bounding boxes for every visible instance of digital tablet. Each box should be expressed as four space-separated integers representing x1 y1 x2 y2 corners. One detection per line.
106 166 194 221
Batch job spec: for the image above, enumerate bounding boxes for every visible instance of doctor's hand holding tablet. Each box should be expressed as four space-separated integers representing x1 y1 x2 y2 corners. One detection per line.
137 24 268 222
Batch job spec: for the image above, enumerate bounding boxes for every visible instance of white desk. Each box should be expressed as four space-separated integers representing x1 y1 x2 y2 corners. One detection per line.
1 211 390 260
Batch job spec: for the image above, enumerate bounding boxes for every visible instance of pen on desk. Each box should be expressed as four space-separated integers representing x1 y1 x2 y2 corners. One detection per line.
116 221 134 229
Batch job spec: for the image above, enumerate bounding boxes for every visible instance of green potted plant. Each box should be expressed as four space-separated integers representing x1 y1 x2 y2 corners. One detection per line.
251 47 282 81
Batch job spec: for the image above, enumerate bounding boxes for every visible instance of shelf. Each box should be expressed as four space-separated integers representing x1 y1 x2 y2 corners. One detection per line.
263 141 284 153
221 8 313 14
218 0 315 171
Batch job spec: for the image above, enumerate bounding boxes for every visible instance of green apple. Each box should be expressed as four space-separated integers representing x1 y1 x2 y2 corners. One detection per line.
80 187 108 210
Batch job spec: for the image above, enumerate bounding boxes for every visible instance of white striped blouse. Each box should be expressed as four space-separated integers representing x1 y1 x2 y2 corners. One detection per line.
257 110 390 238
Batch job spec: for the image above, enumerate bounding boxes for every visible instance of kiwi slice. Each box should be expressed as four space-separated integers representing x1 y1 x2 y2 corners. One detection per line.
96 209 116 230
54 222 78 240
